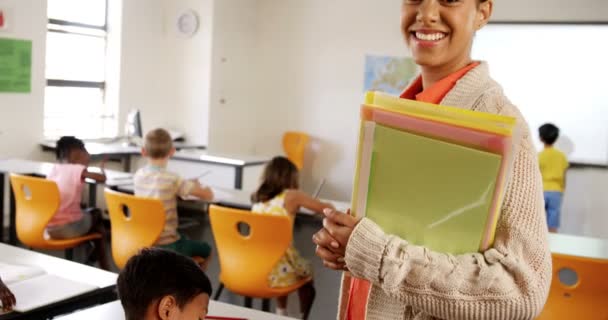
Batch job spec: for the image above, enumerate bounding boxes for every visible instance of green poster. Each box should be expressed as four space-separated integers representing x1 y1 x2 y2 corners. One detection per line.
0 38 32 93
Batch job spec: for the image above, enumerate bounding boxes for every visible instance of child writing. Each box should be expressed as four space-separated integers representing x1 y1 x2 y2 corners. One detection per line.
538 123 569 233
313 0 551 319
117 248 213 320
251 156 334 320
46 136 109 270
134 128 214 270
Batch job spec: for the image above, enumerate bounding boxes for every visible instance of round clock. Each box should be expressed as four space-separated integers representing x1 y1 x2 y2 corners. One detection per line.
176 9 199 37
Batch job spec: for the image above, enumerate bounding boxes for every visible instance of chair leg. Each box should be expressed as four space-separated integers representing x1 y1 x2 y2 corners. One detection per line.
244 297 252 308
65 248 74 260
262 298 271 312
214 283 224 300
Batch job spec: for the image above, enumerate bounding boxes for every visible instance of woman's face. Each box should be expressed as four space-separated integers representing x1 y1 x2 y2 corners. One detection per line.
401 0 492 69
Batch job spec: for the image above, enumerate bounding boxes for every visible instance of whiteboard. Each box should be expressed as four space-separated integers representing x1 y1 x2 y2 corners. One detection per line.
473 24 608 165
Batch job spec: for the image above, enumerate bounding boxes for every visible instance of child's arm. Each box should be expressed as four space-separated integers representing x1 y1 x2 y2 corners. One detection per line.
343 136 552 319
82 169 107 183
81 158 107 183
284 190 334 215
188 180 214 201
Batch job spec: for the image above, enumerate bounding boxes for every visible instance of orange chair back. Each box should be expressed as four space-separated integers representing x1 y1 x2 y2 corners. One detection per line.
209 205 299 298
537 253 608 319
282 131 309 169
104 188 166 269
9 174 100 250
10 174 60 248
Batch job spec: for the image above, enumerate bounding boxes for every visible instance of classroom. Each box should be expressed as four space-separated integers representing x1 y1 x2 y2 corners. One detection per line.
0 0 607 319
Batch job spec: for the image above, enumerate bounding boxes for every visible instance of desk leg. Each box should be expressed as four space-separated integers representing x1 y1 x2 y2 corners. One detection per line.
234 167 243 190
8 182 16 245
123 155 131 172
89 184 97 208
0 173 4 242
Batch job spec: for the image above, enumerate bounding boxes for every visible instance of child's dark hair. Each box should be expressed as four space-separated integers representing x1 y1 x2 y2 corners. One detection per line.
117 248 212 320
539 123 560 145
56 136 85 160
252 156 299 203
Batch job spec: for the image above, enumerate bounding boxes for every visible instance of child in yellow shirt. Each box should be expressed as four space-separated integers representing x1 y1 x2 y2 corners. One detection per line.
538 123 569 233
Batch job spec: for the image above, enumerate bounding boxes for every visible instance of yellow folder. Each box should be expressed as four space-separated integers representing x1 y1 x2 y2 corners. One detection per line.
353 122 502 254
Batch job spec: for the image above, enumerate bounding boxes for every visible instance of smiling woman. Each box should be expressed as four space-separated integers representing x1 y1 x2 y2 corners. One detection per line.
312 0 552 319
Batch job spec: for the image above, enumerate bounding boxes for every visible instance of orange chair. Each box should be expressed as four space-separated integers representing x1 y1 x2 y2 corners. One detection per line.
209 205 312 311
536 253 608 319
9 174 101 259
282 131 309 170
104 188 166 269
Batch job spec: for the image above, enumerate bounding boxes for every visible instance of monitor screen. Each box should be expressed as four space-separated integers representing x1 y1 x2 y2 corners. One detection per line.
126 109 142 138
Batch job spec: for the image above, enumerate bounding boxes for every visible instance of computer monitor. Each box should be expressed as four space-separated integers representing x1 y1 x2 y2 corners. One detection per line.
125 109 143 138
124 109 142 146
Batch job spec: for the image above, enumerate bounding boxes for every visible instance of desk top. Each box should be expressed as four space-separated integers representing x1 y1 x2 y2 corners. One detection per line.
0 244 117 289
117 184 350 217
548 233 608 260
40 140 140 156
0 158 133 188
40 139 205 156
40 140 267 167
55 300 297 320
172 149 269 167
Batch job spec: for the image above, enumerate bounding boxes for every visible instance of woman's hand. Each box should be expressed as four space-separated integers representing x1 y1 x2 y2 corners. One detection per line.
313 209 361 270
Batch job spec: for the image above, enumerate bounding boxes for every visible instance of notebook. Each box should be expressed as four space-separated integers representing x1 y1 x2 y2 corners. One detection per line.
0 262 96 312
353 122 502 254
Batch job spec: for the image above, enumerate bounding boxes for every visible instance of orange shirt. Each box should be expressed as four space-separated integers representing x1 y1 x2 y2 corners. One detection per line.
346 61 480 320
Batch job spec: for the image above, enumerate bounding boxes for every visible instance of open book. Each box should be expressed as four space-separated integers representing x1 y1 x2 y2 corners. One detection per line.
0 262 96 313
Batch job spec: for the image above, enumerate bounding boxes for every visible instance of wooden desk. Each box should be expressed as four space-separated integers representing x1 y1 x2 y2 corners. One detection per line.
0 244 117 320
548 233 608 260
55 300 297 320
0 159 132 245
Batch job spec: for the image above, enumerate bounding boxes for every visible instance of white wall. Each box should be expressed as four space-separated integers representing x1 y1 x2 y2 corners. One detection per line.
252 0 406 200
233 0 608 204
119 0 213 145
207 0 260 154
493 0 608 22
0 0 47 159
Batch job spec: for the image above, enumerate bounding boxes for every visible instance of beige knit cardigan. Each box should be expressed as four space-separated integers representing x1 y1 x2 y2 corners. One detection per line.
339 62 552 320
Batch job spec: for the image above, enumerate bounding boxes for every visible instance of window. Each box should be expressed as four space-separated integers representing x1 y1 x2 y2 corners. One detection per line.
44 0 116 139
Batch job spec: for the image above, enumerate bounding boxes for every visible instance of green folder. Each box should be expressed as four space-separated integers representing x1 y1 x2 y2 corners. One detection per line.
356 122 502 254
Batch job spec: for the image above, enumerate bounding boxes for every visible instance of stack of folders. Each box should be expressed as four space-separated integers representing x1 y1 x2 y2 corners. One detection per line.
351 92 519 254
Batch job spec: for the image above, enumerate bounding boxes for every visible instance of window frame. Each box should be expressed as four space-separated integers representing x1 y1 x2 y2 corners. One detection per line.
44 0 112 139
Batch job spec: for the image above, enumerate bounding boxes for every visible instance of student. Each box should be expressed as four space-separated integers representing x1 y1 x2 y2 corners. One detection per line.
46 136 109 270
313 0 551 319
251 156 334 320
0 276 15 312
134 128 214 270
538 123 569 233
117 248 212 320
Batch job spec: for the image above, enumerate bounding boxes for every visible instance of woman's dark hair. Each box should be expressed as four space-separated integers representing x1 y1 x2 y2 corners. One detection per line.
55 136 85 160
252 156 299 203
117 248 212 320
